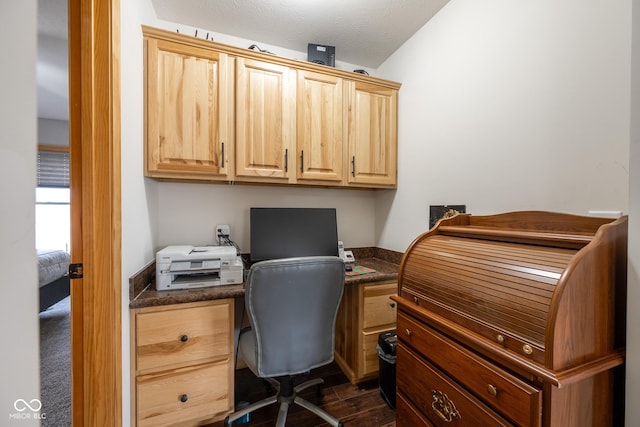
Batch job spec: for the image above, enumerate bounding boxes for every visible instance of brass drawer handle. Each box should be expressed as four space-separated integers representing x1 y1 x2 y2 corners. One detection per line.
496 334 505 344
405 328 412 337
413 296 419 304
487 384 497 397
522 344 533 355
431 390 461 422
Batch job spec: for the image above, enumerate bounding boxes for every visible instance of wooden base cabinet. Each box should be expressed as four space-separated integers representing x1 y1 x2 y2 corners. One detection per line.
131 299 234 426
334 280 397 384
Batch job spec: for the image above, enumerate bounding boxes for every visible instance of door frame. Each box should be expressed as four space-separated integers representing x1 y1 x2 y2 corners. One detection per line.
68 0 122 425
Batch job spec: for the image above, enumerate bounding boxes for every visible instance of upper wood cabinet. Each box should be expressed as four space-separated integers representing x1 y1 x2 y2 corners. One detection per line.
346 81 398 187
142 26 400 188
144 34 233 180
235 57 296 183
296 70 344 183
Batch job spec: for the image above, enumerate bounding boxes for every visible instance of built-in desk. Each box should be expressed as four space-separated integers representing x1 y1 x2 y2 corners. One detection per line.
128 248 400 426
129 251 400 309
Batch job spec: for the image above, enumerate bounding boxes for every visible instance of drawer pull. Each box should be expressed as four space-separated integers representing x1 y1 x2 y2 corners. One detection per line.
180 335 189 342
487 384 498 397
180 394 188 403
405 328 412 337
522 344 533 355
496 334 505 344
431 390 461 422
413 296 419 304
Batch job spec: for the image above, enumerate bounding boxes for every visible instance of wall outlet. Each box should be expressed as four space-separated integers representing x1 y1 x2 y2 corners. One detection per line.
216 224 231 244
429 205 466 229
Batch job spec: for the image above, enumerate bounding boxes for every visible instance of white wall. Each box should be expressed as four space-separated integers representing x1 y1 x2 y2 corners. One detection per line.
38 118 68 147
0 1 40 425
155 183 376 252
627 0 639 424
375 0 631 252
120 0 159 423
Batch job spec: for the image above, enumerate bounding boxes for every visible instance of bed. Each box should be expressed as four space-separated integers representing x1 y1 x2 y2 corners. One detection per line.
38 249 71 312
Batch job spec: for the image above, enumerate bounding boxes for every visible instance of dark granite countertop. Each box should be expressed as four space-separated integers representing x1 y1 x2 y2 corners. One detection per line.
129 247 402 310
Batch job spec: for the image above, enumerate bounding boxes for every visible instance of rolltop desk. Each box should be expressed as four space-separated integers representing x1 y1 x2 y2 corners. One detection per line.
392 211 627 426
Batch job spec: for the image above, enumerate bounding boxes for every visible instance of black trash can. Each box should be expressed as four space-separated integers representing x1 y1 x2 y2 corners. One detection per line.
377 330 397 409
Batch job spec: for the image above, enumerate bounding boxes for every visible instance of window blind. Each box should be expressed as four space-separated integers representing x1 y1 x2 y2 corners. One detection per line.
37 149 70 188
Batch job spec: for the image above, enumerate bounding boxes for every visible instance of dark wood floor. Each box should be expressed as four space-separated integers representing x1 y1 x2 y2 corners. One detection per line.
208 362 396 427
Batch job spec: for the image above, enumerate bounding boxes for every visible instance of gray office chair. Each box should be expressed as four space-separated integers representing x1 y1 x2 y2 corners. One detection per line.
224 256 345 427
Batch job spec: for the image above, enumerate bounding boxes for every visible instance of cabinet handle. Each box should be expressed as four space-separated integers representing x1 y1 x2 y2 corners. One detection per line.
389 302 396 308
496 334 505 344
285 149 288 172
523 344 533 355
180 335 189 342
404 328 412 337
351 155 355 177
487 384 498 397
431 390 461 422
413 296 419 305
221 142 225 168
180 394 188 403
300 150 304 172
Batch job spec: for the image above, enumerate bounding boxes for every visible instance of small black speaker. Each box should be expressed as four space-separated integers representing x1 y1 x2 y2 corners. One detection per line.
307 43 335 67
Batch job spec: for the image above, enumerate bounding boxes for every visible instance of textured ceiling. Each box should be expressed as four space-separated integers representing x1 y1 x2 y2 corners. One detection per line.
151 0 450 68
37 0 450 121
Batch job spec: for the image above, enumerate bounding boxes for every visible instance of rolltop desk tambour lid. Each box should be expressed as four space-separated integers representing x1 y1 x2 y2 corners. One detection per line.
395 210 627 376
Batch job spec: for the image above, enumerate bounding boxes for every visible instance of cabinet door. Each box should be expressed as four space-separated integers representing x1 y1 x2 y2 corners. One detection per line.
296 70 344 183
346 80 398 187
235 57 295 182
145 37 231 180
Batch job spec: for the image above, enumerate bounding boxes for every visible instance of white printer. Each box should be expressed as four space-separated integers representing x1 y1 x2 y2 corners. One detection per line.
156 245 243 291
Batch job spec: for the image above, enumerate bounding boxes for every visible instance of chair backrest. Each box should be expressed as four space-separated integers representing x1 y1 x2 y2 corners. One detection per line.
244 256 345 377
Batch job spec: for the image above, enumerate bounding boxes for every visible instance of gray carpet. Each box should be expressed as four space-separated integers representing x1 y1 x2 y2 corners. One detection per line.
40 296 71 426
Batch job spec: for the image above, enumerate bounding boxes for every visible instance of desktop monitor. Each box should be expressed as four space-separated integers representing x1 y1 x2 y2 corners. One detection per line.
250 207 338 262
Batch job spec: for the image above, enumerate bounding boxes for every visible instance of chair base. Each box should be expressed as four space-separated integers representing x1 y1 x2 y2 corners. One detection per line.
224 376 343 427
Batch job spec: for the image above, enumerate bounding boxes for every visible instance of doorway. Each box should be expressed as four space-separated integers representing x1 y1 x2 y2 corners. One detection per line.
36 0 123 424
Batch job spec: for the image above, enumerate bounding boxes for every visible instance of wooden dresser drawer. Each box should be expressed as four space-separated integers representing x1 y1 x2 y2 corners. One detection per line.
398 312 541 426
397 343 513 426
362 282 397 328
136 300 232 373
137 360 232 427
396 391 434 427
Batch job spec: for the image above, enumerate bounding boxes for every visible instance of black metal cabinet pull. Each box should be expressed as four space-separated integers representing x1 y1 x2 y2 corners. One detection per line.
180 394 188 403
180 335 188 342
300 150 304 172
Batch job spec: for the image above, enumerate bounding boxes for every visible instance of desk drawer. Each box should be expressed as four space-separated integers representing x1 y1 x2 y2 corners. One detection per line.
397 343 512 426
136 300 232 372
398 312 541 426
362 327 394 376
137 361 231 426
363 282 397 328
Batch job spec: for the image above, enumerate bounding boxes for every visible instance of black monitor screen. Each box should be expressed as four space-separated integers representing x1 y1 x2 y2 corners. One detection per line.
250 207 338 262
